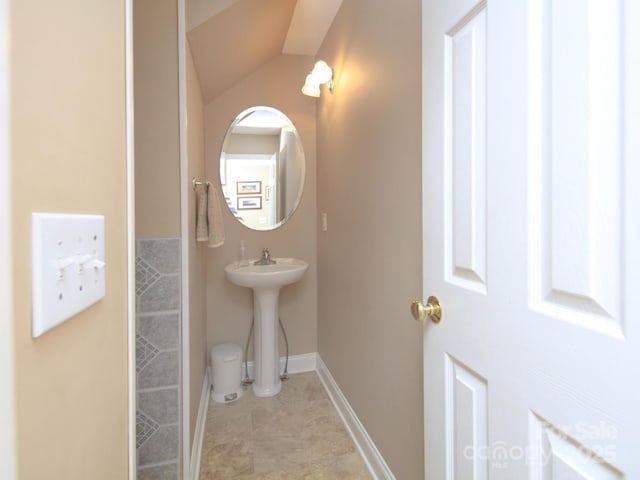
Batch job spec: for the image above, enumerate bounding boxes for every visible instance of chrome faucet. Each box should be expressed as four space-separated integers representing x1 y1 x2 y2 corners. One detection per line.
254 247 276 265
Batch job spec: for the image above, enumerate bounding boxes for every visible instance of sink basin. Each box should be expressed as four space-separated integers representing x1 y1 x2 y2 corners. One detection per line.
224 257 308 397
225 258 309 289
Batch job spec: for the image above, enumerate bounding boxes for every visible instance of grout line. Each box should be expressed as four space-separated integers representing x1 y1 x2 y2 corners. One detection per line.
137 385 180 394
137 458 180 470
136 310 181 318
149 347 179 353
137 417 179 429
138 272 180 277
135 237 181 243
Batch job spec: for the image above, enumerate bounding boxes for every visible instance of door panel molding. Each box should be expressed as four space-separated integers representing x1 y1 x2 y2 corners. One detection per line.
529 412 623 479
444 2 488 294
528 0 624 339
445 355 488 480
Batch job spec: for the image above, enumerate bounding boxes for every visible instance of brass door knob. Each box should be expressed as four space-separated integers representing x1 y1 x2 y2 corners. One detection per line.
411 296 442 323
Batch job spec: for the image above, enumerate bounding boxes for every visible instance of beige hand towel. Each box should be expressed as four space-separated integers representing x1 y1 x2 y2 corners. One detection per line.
195 184 209 242
207 184 225 248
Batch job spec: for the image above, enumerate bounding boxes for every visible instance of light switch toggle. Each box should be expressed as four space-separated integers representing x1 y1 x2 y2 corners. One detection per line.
56 256 75 279
56 254 106 279
56 253 106 281
89 257 106 269
75 253 106 274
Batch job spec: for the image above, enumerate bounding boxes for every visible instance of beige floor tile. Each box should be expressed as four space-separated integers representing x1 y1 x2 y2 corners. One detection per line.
204 411 252 446
199 439 254 479
199 372 371 479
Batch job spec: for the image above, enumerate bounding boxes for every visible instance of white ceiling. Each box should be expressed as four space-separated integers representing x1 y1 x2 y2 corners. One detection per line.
186 0 343 102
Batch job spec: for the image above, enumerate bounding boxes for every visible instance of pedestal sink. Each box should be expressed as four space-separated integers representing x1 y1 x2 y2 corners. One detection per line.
225 258 309 397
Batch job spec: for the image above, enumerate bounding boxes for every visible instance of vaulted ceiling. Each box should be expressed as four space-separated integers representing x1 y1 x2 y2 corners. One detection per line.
186 0 343 103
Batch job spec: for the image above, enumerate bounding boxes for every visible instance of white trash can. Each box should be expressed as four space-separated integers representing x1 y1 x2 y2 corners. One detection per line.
210 343 243 403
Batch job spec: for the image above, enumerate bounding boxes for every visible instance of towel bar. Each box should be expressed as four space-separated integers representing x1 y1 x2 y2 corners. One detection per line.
192 177 210 190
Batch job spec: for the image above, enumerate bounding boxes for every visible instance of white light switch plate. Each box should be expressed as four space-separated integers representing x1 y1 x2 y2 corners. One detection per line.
31 213 106 337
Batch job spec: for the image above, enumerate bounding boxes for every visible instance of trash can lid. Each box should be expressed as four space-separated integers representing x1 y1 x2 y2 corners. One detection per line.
211 343 242 362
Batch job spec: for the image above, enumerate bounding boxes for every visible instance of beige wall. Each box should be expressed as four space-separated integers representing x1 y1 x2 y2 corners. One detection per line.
186 0 238 31
134 0 180 239
10 0 129 478
316 0 424 478
186 40 208 450
204 54 318 360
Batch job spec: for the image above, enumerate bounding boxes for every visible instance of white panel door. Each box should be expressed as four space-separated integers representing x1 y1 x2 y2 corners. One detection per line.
421 0 640 478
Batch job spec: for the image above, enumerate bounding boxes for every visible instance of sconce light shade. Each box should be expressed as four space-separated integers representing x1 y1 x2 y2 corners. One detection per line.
301 74 321 97
310 61 333 85
302 60 334 97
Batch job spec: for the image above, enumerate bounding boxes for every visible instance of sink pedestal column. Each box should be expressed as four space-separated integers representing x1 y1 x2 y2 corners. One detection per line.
224 258 308 397
252 287 281 397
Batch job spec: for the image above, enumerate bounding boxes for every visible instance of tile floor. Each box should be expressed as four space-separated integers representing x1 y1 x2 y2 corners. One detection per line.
199 372 372 479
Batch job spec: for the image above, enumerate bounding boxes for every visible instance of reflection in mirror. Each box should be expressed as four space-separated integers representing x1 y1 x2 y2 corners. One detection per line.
220 106 305 231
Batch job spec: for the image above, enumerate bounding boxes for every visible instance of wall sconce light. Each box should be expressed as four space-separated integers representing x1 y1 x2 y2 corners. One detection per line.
301 60 334 97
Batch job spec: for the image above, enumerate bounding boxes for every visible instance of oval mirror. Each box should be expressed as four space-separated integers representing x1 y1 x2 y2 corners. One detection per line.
219 106 305 231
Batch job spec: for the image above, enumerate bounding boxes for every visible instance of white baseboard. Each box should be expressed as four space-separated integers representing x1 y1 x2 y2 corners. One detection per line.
316 355 396 480
243 352 317 379
189 367 211 480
